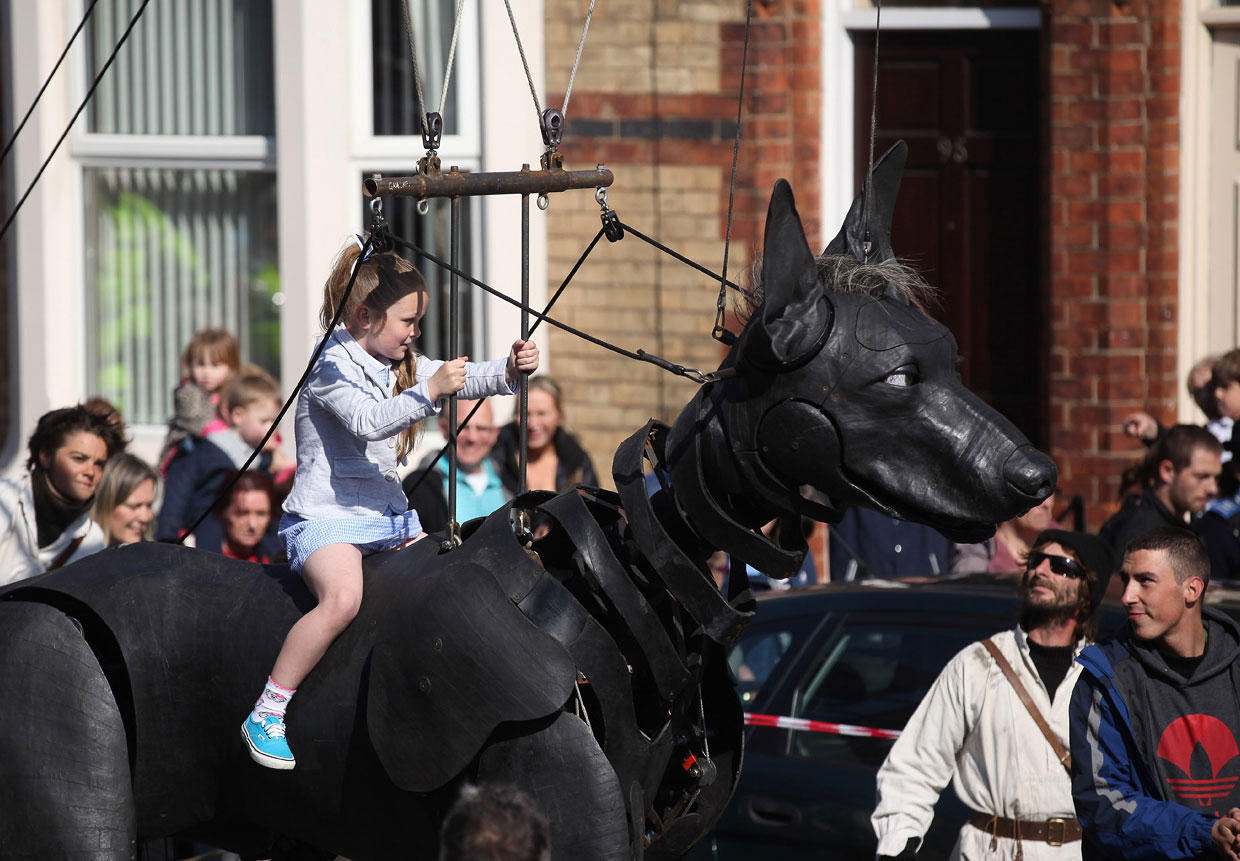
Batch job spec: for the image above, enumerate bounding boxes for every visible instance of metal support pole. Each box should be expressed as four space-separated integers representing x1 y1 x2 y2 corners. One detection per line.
447 196 461 546
365 165 613 201
520 189 531 497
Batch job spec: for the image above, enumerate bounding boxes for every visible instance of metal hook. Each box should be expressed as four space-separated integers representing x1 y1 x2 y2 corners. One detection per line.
537 194 550 211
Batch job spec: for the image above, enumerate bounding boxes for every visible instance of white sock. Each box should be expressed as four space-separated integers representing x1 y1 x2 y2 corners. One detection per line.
252 676 296 720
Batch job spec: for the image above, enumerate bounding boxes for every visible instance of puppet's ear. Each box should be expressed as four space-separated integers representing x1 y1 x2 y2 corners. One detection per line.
823 141 908 264
737 179 833 373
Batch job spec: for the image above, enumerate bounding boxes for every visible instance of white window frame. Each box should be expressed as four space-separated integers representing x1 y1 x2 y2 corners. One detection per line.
348 0 483 165
348 0 486 358
66 0 279 455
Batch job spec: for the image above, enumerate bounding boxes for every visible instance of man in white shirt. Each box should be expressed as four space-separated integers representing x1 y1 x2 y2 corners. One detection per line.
872 530 1113 860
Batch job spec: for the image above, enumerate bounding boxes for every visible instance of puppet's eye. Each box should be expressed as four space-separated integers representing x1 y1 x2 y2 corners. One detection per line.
884 367 920 387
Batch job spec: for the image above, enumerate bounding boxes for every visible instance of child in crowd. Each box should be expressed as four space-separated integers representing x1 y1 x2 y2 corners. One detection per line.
156 367 284 542
240 241 538 770
159 329 241 472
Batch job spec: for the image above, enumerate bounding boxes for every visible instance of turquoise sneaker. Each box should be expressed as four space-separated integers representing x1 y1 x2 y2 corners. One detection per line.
241 712 295 770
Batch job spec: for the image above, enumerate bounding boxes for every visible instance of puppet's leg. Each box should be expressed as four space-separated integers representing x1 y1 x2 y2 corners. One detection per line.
478 710 631 861
0 601 135 860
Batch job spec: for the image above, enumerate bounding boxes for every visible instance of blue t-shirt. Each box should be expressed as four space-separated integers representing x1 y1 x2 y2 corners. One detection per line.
445 459 510 523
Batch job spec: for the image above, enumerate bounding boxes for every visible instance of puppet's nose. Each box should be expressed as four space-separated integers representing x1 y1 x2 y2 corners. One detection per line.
1003 445 1057 506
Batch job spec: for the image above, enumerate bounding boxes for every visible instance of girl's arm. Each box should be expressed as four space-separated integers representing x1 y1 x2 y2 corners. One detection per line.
422 340 538 400
308 356 440 442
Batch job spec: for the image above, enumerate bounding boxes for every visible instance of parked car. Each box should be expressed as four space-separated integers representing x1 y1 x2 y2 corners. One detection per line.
684 578 1144 861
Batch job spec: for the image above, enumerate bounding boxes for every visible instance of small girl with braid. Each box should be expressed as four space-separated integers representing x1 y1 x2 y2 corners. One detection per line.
241 240 538 769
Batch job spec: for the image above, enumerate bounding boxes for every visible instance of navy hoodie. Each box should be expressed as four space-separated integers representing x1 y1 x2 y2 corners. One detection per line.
1070 606 1240 859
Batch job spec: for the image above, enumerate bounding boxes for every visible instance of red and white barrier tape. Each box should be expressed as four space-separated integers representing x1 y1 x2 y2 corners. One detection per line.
744 712 902 740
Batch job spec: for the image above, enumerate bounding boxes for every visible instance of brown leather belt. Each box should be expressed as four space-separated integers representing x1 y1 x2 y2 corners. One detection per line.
969 812 1082 846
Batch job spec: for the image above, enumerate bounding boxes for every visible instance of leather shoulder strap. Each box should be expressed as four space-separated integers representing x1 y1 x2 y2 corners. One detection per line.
46 535 85 572
981 638 1071 772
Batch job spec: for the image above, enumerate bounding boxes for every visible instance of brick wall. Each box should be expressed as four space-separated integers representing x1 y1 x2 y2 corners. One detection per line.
545 0 821 491
1045 0 1180 528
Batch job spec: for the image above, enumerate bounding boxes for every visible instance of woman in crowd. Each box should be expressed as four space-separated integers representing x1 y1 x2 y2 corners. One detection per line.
91 452 159 546
194 470 282 563
0 404 126 585
492 376 597 493
951 486 1061 575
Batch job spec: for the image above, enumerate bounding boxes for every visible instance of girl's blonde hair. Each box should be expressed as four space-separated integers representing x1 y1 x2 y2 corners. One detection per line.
179 329 242 380
91 452 161 545
322 243 430 461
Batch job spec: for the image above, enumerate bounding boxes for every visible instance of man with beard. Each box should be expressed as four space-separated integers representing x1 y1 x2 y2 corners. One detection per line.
1070 526 1240 860
872 530 1113 860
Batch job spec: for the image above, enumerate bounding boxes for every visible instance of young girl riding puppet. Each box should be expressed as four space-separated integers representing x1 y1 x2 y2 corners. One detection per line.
241 240 539 769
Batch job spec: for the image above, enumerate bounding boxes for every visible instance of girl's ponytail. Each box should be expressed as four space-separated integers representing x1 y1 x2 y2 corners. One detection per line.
392 351 423 461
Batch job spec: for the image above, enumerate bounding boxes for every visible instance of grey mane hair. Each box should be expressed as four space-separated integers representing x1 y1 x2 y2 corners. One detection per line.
739 253 939 323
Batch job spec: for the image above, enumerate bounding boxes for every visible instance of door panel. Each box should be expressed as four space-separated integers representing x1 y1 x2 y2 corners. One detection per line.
854 30 1042 444
1210 30 1240 354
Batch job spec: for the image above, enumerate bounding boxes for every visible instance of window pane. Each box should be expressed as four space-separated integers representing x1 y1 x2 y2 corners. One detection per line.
372 0 460 136
727 614 821 706
87 0 274 135
85 167 280 426
790 619 993 765
360 181 474 361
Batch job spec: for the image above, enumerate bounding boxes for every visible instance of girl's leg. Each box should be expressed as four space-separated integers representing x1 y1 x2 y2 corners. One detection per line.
270 542 364 689
242 542 363 770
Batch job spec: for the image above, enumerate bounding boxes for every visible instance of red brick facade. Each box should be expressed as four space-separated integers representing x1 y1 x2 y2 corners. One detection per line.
547 0 822 487
1045 0 1181 527
546 0 1184 536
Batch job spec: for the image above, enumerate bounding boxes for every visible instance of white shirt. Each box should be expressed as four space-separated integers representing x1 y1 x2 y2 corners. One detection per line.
0 473 105 587
872 626 1085 861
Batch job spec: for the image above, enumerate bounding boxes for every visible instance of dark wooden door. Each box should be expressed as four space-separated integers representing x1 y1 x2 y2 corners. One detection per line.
854 29 1043 445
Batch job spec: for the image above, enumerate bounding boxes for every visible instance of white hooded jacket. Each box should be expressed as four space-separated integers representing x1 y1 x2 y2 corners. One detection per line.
0 473 105 587
872 626 1085 861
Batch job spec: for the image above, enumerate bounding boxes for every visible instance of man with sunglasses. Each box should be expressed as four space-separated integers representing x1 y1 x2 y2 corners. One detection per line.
873 530 1113 860
1070 526 1240 860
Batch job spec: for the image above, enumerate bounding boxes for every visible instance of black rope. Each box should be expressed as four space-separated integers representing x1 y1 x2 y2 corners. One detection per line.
0 0 102 164
861 0 883 256
386 231 720 383
617 220 758 302
175 234 377 544
0 0 152 242
713 0 754 344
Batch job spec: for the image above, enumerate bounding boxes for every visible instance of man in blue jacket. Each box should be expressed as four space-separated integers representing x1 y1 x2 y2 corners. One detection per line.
1070 526 1240 859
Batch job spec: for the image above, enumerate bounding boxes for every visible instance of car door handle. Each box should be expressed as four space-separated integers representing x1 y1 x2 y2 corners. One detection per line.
742 795 803 828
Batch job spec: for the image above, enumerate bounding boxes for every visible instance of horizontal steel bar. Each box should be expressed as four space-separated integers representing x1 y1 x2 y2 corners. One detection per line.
364 165 614 200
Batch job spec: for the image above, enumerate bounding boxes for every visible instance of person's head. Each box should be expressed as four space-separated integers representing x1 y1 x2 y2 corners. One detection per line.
518 377 564 454
214 470 276 556
324 242 429 461
323 244 428 362
1021 529 1113 642
26 405 126 504
1006 486 1057 539
1213 349 1240 422
1150 424 1222 517
222 366 282 448
1120 526 1210 644
438 783 550 861
1186 354 1222 420
180 328 241 395
91 453 159 545
441 399 498 472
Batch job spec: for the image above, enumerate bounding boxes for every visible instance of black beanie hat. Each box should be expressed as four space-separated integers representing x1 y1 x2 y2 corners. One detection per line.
1032 529 1115 612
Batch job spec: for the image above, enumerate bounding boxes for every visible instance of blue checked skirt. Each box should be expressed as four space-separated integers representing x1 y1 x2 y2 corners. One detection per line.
279 510 423 573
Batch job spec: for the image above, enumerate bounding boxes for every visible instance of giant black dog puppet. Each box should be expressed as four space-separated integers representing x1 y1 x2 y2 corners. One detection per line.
0 144 1055 860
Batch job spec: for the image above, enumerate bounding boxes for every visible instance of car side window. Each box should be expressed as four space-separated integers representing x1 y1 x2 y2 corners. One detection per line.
728 615 821 706
788 617 995 765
